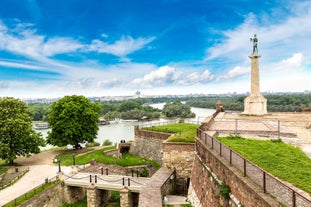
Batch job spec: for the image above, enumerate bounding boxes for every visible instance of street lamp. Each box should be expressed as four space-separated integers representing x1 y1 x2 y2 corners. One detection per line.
57 159 61 172
72 153 76 166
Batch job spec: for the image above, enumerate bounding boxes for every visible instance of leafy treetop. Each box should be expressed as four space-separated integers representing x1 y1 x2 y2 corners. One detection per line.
0 97 44 164
47 95 101 148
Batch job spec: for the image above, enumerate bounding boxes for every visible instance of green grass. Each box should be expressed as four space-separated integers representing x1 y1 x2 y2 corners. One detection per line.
217 136 311 194
55 146 160 169
143 123 198 143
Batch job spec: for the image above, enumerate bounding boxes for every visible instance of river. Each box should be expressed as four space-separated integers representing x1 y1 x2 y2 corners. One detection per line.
37 104 215 149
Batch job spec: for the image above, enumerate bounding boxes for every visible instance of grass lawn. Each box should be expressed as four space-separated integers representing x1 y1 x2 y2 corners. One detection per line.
55 146 160 169
143 123 198 143
217 136 311 194
0 160 7 175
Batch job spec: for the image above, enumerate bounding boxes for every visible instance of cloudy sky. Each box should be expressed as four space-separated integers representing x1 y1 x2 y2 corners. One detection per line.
0 0 310 98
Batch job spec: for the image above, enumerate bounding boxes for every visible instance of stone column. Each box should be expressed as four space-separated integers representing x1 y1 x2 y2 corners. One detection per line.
86 184 100 207
243 53 267 116
120 187 132 207
250 54 261 96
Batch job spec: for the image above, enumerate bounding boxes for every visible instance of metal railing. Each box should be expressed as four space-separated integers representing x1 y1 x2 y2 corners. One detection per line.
197 128 311 207
3 176 59 207
0 167 30 190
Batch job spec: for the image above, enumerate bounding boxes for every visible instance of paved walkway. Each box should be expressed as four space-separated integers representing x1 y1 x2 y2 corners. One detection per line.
0 164 71 206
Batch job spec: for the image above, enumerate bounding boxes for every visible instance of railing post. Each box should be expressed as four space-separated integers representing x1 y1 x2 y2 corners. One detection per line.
95 175 97 183
229 149 232 165
89 175 92 183
122 177 125 186
101 167 104 175
278 120 281 139
220 142 222 156
263 171 266 193
235 119 238 135
132 170 134 177
128 178 130 186
106 168 108 175
292 190 296 207
243 158 246 177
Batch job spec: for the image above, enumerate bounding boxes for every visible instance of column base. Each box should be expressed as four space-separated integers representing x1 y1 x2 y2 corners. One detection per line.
243 95 267 116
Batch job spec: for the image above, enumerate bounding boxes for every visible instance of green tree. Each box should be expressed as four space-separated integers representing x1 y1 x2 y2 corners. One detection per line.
0 97 45 164
47 95 101 148
29 103 51 121
118 99 141 112
163 100 195 118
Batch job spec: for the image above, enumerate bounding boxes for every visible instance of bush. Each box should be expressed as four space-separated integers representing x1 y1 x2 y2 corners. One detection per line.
108 191 120 202
219 183 231 199
103 139 113 146
85 141 100 148
139 167 149 177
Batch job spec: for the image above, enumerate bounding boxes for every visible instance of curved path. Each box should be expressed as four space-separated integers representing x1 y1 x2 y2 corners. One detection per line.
0 150 71 206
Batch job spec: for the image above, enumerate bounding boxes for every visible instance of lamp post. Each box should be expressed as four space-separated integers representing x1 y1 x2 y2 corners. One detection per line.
57 159 61 172
72 153 76 166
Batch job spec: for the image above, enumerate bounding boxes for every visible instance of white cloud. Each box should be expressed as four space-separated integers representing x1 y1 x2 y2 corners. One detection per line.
42 37 83 56
206 2 311 62
218 66 249 80
131 66 179 88
89 35 155 57
178 70 214 85
0 22 82 59
0 60 44 70
274 53 304 71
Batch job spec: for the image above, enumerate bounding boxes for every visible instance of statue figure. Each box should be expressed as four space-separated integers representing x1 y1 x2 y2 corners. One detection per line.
250 34 258 54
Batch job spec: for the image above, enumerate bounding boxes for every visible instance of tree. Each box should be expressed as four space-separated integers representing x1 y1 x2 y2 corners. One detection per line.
163 100 195 118
47 95 101 148
0 97 45 164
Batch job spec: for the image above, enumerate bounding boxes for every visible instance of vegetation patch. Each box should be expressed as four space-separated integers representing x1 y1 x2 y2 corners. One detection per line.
143 123 197 143
217 136 311 194
55 146 160 169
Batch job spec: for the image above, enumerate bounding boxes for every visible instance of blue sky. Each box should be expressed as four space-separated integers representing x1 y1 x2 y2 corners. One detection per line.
0 0 310 98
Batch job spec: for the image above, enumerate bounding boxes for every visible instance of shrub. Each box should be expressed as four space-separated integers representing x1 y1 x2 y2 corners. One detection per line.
103 139 113 146
85 141 100 148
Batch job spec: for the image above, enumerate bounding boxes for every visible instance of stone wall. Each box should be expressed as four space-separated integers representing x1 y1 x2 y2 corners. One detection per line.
129 136 164 164
188 137 280 207
18 182 86 207
138 167 175 207
162 142 195 194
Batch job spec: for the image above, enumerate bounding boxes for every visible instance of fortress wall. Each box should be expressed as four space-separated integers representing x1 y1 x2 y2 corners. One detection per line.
162 142 195 194
129 136 164 164
188 137 280 207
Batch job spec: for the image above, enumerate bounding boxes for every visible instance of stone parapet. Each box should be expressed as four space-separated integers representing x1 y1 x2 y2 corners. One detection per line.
138 167 175 207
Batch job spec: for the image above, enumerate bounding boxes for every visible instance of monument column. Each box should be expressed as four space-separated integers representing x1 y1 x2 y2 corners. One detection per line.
243 34 267 116
250 54 261 96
